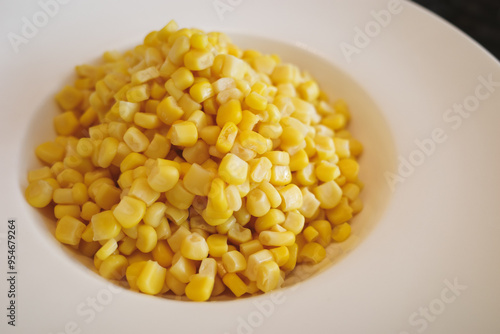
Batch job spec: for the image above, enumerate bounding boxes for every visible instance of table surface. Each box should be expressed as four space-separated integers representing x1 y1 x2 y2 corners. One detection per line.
413 0 500 59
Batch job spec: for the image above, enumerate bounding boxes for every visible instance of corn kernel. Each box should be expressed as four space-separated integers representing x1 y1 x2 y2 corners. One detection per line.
25 179 54 208
170 121 198 147
170 254 196 283
313 180 342 209
54 204 80 219
332 222 351 242
166 181 195 210
246 188 271 217
92 210 121 241
56 85 83 110
181 233 209 260
216 122 238 154
35 141 65 165
147 160 180 192
256 260 280 292
299 242 326 264
183 163 214 196
113 196 146 229
326 197 353 225
219 153 248 185
99 254 128 280
269 246 290 267
96 238 118 261
55 216 86 245
137 260 166 295
255 209 285 233
217 99 242 127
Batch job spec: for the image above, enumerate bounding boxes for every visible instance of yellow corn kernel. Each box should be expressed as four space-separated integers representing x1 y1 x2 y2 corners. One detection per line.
79 240 100 257
163 269 186 296
297 80 320 101
168 34 190 65
238 109 260 132
91 210 121 241
245 91 268 111
280 126 304 150
216 121 238 154
222 250 246 273
315 160 341 183
153 217 171 239
134 112 161 130
247 157 271 183
219 54 247 80
25 179 54 208
255 182 279 209
237 240 261 259
295 163 316 187
167 225 191 252
280 243 298 271
99 254 128 280
299 242 326 264
170 66 193 90
180 233 209 260
75 138 93 158
52 188 73 205
310 220 332 247
189 81 214 103
238 130 267 155
227 223 252 245
222 273 247 297
199 126 221 146
136 224 158 253
183 140 210 164
131 66 160 85
141 202 166 228
79 107 98 128
149 240 174 268
216 99 242 127
255 209 286 233
342 183 360 202
144 134 170 159
126 84 150 102
55 216 86 245
35 141 65 165
350 197 363 215
56 85 83 110
129 177 160 207
147 161 180 193
299 187 321 219
270 165 292 186
279 184 303 212
218 153 248 185
349 138 363 157
338 158 359 182
261 151 288 166
256 260 280 292
183 163 214 196
96 137 119 168
177 94 202 118
185 274 214 302
96 238 118 261
166 181 195 210
120 152 148 173
246 188 271 217
326 197 353 225
27 166 52 183
56 169 83 188
113 196 146 229
54 111 79 136
190 32 208 49
245 249 273 281
184 49 214 71
211 215 235 232
332 222 351 242
281 210 305 235
205 234 227 257
170 254 196 283
313 180 342 209
303 226 319 242
137 260 166 295
259 231 295 247
80 201 100 221
314 135 335 160
269 246 289 267
81 221 94 242
94 183 121 209
123 127 150 153
156 96 184 125
54 204 80 219
333 137 350 159
170 121 198 147
118 236 137 255
126 261 147 290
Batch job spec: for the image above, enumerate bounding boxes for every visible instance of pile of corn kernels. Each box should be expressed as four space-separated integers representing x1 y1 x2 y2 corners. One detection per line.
25 20 364 301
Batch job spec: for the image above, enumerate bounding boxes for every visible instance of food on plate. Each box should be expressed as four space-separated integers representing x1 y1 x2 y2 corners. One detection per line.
25 20 364 301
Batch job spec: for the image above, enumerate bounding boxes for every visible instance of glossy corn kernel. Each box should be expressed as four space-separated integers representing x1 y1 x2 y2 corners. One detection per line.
181 233 209 260
245 249 273 281
55 216 86 245
238 130 268 155
54 111 79 136
259 230 295 247
136 224 158 253
270 165 292 186
151 240 174 268
326 197 353 225
92 210 121 241
218 153 248 185
246 188 271 218
185 274 214 302
25 179 54 208
55 85 83 110
189 81 214 103
123 127 150 153
184 49 214 71
206 234 227 257
137 260 167 295
113 196 146 228
35 141 65 165
256 260 280 292
313 180 342 209
54 204 80 219
332 222 351 242
99 254 128 280
269 246 290 267
299 242 326 264
223 273 247 297
222 250 247 273
170 121 198 147
96 238 118 261
147 160 180 192
183 163 214 196
279 184 303 212
216 121 238 154
170 254 196 283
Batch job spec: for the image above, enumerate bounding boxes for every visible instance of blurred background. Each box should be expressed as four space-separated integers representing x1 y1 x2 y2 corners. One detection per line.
413 0 500 59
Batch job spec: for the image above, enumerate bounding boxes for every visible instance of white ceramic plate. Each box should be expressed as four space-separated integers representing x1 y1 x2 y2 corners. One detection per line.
1 0 499 333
